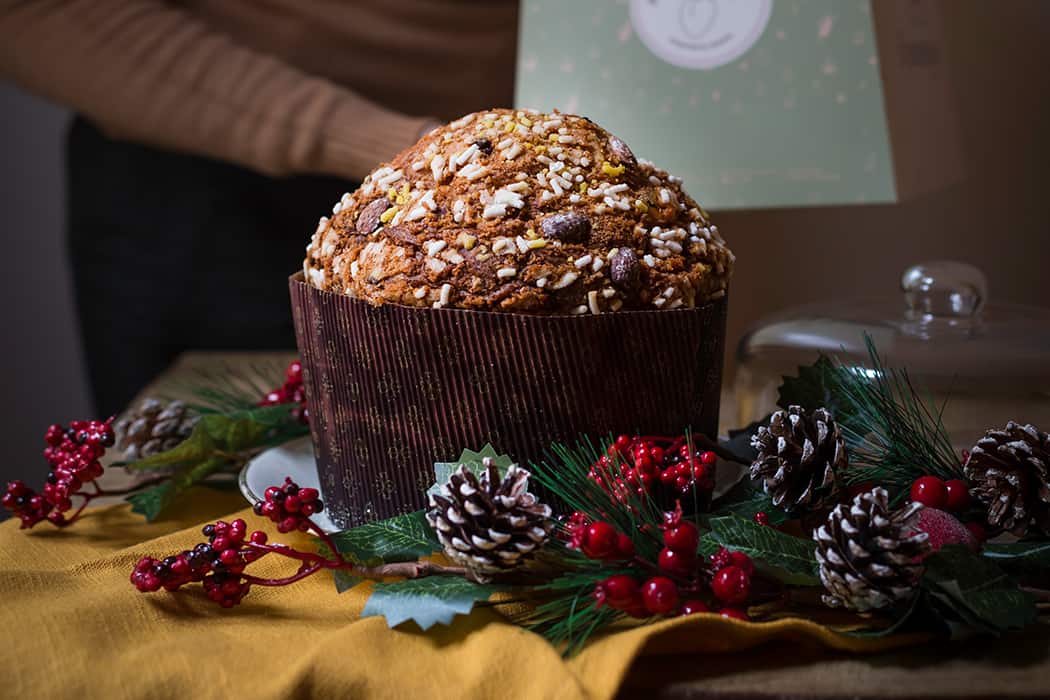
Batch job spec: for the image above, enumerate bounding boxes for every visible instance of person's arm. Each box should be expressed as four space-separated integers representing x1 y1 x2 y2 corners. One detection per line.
0 0 432 180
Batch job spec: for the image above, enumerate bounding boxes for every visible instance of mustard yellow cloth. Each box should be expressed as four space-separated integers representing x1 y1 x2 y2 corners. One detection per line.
0 488 934 700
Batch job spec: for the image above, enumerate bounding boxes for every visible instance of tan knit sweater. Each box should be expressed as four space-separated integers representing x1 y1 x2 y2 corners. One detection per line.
0 0 519 180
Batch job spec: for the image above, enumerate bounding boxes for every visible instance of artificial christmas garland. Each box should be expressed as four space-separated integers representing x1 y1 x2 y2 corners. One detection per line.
5 341 1050 654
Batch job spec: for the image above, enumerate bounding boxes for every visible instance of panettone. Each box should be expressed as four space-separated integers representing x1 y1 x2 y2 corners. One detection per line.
303 109 733 314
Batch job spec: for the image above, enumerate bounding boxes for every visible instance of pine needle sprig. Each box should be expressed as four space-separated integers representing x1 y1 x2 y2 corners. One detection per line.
518 568 624 655
832 336 962 490
162 359 287 414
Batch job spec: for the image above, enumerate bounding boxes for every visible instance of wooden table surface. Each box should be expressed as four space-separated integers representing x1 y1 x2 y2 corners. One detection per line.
120 352 1050 699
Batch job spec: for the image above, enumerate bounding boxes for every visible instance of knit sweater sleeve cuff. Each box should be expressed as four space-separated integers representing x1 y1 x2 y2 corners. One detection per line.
316 98 434 182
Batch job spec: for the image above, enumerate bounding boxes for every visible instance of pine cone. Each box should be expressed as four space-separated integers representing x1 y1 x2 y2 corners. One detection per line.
964 421 1050 536
814 487 930 612
114 399 198 461
750 405 846 512
427 459 553 578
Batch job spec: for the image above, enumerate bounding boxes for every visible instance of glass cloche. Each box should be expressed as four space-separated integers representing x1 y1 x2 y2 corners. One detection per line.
733 261 1050 450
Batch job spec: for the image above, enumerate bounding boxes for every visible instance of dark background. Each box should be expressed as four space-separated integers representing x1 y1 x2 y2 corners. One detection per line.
1 0 1048 488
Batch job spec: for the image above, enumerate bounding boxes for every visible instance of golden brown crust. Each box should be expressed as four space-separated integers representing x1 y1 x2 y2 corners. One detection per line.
304 109 733 314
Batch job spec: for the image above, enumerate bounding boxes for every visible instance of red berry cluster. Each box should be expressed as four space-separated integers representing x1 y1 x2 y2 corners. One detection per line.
595 574 685 618
131 519 267 607
568 517 636 560
589 434 716 501
2 418 114 528
589 504 754 620
253 478 324 533
132 480 349 608
258 360 309 423
709 546 753 615
909 476 971 513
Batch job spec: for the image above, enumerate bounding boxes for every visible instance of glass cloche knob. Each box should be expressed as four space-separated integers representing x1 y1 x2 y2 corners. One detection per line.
901 261 987 321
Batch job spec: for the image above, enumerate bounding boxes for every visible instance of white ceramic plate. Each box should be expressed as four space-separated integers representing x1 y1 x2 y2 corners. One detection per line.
240 437 748 535
239 437 339 533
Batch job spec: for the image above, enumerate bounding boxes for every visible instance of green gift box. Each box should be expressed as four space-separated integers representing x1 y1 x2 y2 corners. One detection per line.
516 0 963 209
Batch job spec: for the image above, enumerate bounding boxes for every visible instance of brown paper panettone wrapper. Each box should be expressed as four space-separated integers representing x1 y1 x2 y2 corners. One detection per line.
289 273 727 528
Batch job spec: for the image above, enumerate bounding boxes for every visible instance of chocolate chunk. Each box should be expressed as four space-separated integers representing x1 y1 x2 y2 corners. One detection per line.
383 225 418 247
356 198 390 235
540 212 591 243
607 135 637 167
610 249 640 290
473 138 493 155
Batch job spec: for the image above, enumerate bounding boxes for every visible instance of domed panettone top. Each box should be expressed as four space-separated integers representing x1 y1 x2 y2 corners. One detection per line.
304 108 733 314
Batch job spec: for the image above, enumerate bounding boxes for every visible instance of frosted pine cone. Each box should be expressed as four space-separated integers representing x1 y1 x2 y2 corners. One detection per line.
814 487 930 612
964 421 1050 536
750 405 846 512
427 459 553 578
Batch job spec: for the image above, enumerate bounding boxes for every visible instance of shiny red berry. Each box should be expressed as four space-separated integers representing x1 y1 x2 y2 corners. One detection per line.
728 551 755 577
658 547 695 577
45 424 65 447
753 511 770 526
700 451 717 466
641 576 680 615
598 575 639 610
711 565 751 605
582 521 617 559
249 530 268 545
663 521 699 554
219 549 242 567
614 533 635 559
679 599 709 616
614 434 632 454
286 360 303 383
718 607 750 621
943 479 971 512
910 476 947 509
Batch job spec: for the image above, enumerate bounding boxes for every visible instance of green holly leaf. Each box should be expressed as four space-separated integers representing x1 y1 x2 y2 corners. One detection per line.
701 515 819 585
707 476 788 526
328 511 441 564
981 542 1050 574
922 545 1037 635
777 356 844 416
428 444 516 498
361 576 502 630
332 570 364 594
126 456 228 521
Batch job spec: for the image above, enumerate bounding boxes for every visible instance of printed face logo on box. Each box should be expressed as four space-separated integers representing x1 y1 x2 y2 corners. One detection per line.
630 0 772 70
